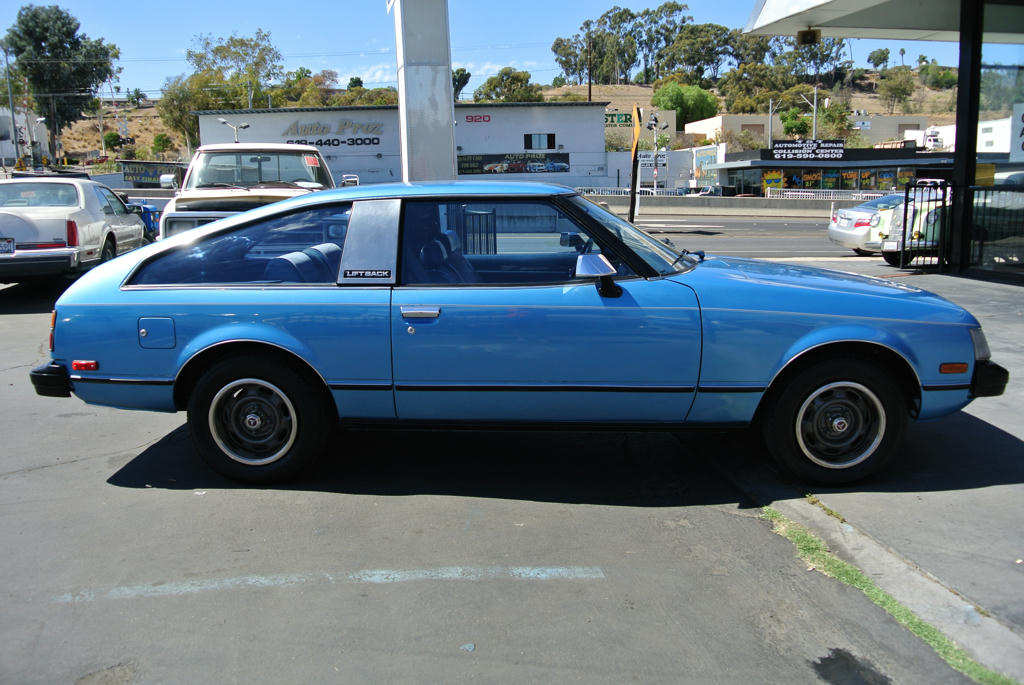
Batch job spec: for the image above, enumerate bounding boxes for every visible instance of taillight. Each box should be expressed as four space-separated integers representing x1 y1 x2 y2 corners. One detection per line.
831 213 837 223
854 217 871 227
49 310 56 351
66 220 79 247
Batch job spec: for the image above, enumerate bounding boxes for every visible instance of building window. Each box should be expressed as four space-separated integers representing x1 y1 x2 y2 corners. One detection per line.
524 134 556 150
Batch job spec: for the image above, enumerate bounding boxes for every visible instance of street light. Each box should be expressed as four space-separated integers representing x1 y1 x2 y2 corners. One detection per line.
645 113 669 191
217 117 249 143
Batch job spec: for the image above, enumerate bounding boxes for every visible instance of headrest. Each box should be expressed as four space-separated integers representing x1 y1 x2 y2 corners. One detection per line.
419 240 448 268
441 230 462 254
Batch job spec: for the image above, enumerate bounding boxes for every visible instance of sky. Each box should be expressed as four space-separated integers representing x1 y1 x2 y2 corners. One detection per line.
1 0 970 100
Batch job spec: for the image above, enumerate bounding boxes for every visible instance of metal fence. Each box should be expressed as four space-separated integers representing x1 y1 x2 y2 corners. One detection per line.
969 185 1024 273
765 188 888 202
575 187 680 197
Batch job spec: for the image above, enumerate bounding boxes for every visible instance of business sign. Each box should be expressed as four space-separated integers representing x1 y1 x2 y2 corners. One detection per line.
1011 103 1024 163
605 112 634 128
693 146 718 182
637 151 667 168
119 160 187 186
458 152 569 175
771 139 845 160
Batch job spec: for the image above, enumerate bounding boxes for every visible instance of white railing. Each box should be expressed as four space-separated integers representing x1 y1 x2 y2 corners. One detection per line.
765 188 888 201
576 187 682 197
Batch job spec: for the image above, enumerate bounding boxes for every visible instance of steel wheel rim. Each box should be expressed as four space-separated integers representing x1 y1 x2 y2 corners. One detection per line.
795 381 885 470
208 378 297 466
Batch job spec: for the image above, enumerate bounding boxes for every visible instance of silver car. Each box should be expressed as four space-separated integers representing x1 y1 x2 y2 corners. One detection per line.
0 177 146 283
827 194 905 255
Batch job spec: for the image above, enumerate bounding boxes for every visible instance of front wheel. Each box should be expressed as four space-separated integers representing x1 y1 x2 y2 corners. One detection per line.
761 359 907 484
187 355 331 483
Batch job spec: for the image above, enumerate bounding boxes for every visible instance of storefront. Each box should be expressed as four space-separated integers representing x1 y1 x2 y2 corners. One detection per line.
195 102 611 188
745 0 1024 279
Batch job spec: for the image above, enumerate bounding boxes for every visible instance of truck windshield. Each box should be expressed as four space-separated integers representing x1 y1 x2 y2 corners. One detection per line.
185 151 334 190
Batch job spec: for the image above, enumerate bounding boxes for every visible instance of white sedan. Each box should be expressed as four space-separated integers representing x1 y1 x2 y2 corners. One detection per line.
0 177 146 284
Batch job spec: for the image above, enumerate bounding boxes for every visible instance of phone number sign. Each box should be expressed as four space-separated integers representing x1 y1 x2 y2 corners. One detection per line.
771 139 845 160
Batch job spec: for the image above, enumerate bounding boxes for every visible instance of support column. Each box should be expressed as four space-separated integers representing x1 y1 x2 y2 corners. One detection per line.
390 0 457 182
950 0 983 271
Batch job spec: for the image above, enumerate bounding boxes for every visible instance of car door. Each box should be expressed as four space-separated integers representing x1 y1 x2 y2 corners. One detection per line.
390 198 702 425
95 186 141 252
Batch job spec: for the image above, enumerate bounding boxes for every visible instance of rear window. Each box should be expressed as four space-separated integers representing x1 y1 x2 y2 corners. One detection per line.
0 182 79 207
859 194 905 211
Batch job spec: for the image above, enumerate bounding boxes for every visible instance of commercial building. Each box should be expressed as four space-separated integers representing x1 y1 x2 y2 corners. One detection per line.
685 113 931 148
746 0 1024 279
196 102 613 188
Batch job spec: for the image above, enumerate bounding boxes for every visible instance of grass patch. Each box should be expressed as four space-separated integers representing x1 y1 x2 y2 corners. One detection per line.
804 494 846 523
761 507 1019 685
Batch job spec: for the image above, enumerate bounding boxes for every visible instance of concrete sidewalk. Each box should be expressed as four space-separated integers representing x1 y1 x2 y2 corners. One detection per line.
711 258 1024 681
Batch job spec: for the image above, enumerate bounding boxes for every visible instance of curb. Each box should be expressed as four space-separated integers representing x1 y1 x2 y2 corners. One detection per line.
713 446 1024 682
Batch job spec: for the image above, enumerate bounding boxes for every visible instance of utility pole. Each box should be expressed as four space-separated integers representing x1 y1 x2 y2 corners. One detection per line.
767 97 782 147
2 44 20 163
799 85 820 138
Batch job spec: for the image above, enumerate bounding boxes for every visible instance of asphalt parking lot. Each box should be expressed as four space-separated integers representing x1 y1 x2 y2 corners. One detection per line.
1 244 1021 683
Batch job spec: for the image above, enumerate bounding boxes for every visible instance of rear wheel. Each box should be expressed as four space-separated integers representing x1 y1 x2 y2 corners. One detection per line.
882 251 914 267
853 248 874 256
761 359 907 484
99 237 116 263
187 355 331 483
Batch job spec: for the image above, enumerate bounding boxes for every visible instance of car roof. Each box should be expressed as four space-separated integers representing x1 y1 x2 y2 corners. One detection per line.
196 143 322 153
0 177 98 187
294 180 579 203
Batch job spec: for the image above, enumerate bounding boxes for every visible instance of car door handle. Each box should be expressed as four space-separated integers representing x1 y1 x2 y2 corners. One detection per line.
400 306 441 319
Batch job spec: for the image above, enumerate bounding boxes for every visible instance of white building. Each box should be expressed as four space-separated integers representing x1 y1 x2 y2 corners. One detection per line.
904 117 1012 153
0 107 52 166
196 102 618 187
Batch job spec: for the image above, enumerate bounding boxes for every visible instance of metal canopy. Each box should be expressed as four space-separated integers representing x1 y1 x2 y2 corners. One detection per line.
745 0 1024 43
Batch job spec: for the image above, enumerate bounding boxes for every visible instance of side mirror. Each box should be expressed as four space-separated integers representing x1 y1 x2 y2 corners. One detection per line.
160 173 178 190
575 254 621 298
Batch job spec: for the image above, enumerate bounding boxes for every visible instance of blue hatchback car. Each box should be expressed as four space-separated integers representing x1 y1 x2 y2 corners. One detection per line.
31 181 1007 484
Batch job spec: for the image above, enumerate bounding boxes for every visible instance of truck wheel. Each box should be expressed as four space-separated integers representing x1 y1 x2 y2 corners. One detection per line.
187 355 330 483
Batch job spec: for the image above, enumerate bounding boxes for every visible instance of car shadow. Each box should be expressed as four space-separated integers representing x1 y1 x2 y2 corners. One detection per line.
107 424 753 508
0 279 72 314
107 411 1024 505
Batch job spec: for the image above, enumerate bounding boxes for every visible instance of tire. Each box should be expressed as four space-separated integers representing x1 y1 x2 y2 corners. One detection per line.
882 251 904 267
99 238 116 263
853 248 874 256
760 359 907 484
187 355 331 483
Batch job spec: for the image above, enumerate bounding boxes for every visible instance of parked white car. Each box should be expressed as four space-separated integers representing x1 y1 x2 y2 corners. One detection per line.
827 194 905 255
0 177 146 283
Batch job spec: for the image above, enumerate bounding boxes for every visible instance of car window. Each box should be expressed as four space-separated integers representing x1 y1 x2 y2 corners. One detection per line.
567 195 692 275
400 199 635 286
95 187 128 216
860 194 906 211
0 182 79 207
186 151 333 189
131 204 351 286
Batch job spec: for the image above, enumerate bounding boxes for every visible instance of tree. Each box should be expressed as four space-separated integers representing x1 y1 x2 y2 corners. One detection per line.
899 48 906 65
473 67 543 102
297 81 324 106
452 68 471 100
128 87 145 107
651 82 718 131
327 87 398 106
347 76 363 90
151 133 173 157
867 48 889 71
661 23 731 86
103 131 122 150
878 66 915 114
4 5 118 155
156 72 220 153
186 29 282 108
779 107 809 137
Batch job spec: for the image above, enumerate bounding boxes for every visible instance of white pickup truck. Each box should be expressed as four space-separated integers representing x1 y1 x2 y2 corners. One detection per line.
159 143 353 239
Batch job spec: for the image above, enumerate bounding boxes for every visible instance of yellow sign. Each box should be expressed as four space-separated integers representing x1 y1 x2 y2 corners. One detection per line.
631 105 642 157
976 163 996 186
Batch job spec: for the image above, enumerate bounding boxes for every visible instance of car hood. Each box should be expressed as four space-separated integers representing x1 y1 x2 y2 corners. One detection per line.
667 255 977 326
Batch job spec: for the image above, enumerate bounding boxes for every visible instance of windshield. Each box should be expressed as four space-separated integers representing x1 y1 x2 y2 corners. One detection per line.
567 195 696 275
185 151 334 190
859 194 906 211
0 182 79 207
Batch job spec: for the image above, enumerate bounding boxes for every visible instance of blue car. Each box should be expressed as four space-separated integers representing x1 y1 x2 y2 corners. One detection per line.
30 181 1007 484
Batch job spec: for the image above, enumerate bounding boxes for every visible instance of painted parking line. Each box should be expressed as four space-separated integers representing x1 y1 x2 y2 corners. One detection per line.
53 566 606 603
